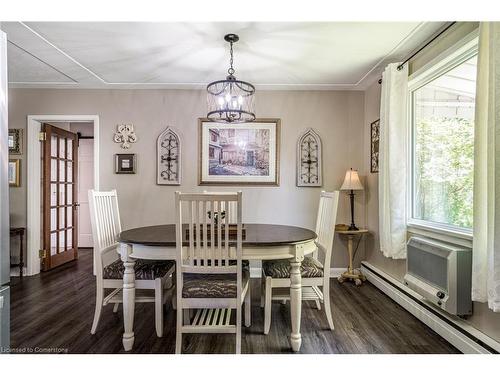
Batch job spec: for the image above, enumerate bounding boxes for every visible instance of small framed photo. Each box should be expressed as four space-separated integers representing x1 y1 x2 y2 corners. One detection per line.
115 154 136 174
370 119 380 173
9 159 21 187
9 129 23 154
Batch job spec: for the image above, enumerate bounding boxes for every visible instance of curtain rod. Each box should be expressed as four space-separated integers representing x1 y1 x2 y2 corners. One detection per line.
378 22 457 84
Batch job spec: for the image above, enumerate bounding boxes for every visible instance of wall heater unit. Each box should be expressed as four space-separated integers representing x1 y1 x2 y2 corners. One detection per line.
404 236 472 316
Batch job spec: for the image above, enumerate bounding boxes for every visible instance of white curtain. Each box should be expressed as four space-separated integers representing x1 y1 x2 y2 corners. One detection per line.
379 63 408 259
471 22 500 312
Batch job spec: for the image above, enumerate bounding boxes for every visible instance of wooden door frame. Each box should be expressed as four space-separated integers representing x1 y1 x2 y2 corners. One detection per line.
26 115 99 276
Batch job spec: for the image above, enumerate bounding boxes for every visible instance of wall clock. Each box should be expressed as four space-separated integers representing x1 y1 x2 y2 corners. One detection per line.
157 127 181 185
297 128 322 187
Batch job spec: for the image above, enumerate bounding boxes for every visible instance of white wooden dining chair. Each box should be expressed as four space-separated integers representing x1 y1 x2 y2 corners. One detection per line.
174 191 250 354
88 189 175 337
261 190 339 334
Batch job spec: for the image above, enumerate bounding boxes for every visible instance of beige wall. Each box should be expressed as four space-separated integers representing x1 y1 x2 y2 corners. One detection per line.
8 88 366 267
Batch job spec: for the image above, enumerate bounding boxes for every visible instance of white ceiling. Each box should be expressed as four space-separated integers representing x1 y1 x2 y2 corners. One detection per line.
2 22 447 90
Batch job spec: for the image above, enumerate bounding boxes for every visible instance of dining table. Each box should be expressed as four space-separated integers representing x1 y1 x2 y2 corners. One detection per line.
117 223 317 352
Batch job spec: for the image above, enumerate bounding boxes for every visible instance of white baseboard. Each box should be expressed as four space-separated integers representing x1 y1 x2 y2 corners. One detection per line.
249 267 345 279
9 267 28 277
361 261 500 354
330 268 344 277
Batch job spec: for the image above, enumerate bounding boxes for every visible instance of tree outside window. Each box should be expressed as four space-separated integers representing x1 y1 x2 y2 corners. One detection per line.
412 55 476 229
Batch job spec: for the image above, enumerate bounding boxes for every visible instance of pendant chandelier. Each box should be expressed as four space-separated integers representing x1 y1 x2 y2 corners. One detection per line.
206 34 256 123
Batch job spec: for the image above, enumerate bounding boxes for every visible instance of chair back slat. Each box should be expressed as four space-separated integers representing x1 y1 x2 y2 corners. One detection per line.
202 200 207 268
313 191 340 269
225 203 230 266
175 192 242 275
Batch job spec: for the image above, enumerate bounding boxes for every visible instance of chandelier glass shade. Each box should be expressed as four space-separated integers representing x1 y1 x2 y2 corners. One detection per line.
206 34 256 123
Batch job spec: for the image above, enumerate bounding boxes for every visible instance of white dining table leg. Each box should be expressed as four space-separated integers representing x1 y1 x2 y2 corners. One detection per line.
120 243 136 351
289 245 304 352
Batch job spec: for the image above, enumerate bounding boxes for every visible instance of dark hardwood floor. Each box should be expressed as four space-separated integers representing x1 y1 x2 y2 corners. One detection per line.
10 249 459 354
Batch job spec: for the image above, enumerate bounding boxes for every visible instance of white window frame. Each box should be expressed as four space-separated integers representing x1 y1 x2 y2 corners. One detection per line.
406 30 479 243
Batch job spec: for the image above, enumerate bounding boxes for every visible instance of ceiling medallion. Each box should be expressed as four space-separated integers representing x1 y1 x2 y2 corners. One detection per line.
206 34 256 123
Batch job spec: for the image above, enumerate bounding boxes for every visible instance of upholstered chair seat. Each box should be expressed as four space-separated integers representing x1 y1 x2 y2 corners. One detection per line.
182 270 250 298
103 259 176 280
262 257 324 279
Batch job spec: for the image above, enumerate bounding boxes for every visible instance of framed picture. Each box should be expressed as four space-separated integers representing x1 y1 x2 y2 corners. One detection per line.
198 118 280 185
9 129 23 154
8 159 20 187
115 154 136 174
370 119 380 173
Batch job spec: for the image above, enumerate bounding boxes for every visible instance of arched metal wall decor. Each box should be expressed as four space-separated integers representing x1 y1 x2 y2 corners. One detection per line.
296 128 322 187
157 127 181 185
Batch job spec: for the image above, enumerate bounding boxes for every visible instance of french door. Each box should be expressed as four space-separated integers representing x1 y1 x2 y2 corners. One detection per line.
41 124 79 271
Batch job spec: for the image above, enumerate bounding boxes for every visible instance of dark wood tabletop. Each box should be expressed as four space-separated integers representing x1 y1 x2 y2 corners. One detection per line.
118 224 317 247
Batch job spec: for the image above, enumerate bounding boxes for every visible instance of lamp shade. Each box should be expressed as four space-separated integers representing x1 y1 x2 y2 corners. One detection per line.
340 169 364 191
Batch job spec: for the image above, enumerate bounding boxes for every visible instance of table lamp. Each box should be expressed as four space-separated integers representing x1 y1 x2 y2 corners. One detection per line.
340 168 364 231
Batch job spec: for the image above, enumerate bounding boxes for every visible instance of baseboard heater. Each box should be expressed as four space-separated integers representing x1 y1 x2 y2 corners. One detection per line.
361 261 500 354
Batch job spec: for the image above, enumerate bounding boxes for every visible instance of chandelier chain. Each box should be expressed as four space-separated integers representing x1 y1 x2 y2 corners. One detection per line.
228 41 235 76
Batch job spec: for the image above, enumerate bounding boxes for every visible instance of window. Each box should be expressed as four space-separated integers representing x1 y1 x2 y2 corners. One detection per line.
410 51 477 232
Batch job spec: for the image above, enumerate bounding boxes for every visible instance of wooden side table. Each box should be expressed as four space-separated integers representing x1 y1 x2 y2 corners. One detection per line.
336 229 368 286
10 227 25 278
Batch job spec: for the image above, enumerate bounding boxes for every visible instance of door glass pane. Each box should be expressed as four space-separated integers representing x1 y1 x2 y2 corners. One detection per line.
67 184 73 205
67 161 73 183
59 230 65 253
51 135 58 157
67 228 73 249
59 184 66 207
67 139 73 160
51 184 57 206
59 137 66 159
50 232 57 256
51 208 57 231
59 160 66 182
59 207 65 229
67 206 72 227
51 159 57 182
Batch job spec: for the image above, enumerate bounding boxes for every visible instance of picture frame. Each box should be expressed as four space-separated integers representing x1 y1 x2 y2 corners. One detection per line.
370 119 380 173
198 118 280 186
9 159 21 187
9 129 23 154
115 154 136 174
